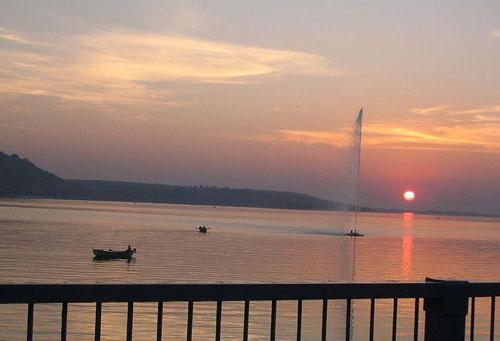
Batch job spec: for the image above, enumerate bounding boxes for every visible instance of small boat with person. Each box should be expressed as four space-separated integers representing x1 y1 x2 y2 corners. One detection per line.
345 230 364 237
93 245 136 260
197 225 209 233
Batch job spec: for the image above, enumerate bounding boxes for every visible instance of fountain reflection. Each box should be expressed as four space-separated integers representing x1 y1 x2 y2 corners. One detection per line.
402 212 414 279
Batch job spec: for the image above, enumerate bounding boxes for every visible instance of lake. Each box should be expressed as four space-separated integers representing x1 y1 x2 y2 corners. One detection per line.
0 199 498 340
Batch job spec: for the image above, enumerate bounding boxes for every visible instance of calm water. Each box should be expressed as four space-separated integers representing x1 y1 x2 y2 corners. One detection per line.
0 199 498 340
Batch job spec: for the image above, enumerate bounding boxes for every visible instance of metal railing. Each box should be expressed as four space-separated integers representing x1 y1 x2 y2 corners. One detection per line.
0 281 498 341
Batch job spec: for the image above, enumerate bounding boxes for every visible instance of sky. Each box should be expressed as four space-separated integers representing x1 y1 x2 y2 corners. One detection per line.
0 1 499 215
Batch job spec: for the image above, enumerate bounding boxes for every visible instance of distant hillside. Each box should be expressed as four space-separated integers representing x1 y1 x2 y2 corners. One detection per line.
2 151 497 217
0 151 65 196
63 180 340 210
0 151 342 210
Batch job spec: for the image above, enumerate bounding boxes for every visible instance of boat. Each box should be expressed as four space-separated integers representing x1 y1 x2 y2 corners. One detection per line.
92 246 136 259
344 230 364 237
198 226 208 233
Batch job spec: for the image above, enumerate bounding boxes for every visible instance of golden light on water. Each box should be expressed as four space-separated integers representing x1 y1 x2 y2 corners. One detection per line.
401 212 414 279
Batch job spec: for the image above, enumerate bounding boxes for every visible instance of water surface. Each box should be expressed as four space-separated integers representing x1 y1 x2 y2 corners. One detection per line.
0 199 498 340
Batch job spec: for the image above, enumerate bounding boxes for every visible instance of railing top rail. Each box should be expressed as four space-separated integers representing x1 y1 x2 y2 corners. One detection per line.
1 282 499 304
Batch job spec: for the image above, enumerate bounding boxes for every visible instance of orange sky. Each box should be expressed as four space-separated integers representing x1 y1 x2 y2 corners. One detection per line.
0 1 499 214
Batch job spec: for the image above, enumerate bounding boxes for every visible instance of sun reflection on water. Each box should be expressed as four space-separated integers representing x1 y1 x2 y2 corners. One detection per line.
402 212 414 280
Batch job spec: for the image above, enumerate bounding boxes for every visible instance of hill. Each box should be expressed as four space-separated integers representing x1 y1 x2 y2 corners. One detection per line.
0 151 341 210
0 152 65 196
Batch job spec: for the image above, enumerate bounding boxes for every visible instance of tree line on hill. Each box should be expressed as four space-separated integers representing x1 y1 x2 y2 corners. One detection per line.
0 151 343 210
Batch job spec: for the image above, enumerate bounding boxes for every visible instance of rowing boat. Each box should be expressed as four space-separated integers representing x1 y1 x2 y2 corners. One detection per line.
92 247 136 259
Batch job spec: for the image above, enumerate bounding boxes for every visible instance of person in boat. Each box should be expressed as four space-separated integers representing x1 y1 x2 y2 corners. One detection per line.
127 245 132 252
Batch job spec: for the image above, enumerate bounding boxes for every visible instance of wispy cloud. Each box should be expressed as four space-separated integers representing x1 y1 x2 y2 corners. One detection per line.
272 106 309 113
0 27 30 44
0 28 341 112
240 121 500 154
472 114 500 123
365 125 494 150
0 122 59 135
450 105 500 115
0 27 50 47
409 104 500 126
410 105 449 115
489 29 500 39
79 30 341 81
410 105 500 116
252 129 351 147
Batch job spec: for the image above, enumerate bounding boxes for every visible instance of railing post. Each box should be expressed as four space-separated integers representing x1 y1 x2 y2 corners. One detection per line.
270 300 277 341
424 279 469 341
127 302 134 341
61 302 68 341
243 300 249 341
157 302 163 341
215 300 222 341
187 301 193 341
27 303 34 341
95 302 102 341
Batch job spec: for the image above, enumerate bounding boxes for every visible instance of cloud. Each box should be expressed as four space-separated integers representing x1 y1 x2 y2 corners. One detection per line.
0 27 50 47
409 104 500 128
259 129 351 147
0 122 59 135
271 106 309 113
241 121 500 154
80 30 340 81
366 125 489 149
472 114 500 123
410 105 448 115
489 29 500 39
0 28 341 113
410 105 500 116
0 27 30 44
450 105 500 115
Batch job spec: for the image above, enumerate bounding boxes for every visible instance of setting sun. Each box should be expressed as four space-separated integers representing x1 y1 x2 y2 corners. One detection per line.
403 190 415 202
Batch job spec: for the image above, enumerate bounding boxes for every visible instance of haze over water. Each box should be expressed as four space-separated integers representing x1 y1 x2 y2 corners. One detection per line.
0 199 498 340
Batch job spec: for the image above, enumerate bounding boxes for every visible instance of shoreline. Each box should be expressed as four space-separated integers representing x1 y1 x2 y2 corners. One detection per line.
1 196 498 219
